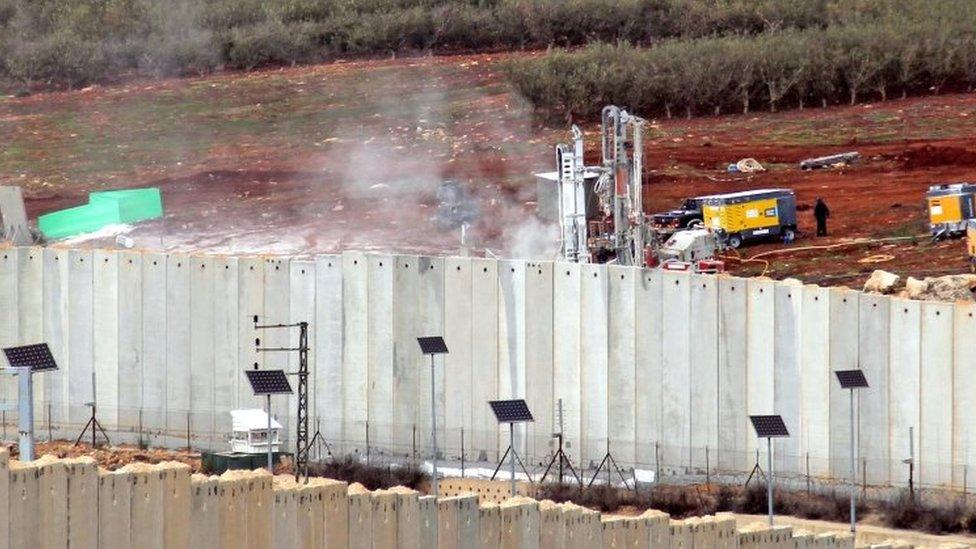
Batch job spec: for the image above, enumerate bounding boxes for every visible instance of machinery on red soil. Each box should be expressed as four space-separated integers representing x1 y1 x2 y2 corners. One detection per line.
537 105 650 266
536 105 722 272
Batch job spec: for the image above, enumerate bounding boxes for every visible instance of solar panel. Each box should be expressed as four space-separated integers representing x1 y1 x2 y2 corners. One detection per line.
3 343 58 371
417 336 449 355
749 415 789 438
835 369 869 389
489 399 534 423
245 369 293 396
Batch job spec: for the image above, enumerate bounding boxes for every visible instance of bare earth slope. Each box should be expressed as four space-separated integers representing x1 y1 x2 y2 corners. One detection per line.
2 53 976 286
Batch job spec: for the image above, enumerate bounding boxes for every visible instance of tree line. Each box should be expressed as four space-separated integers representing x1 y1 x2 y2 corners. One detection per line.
505 5 976 121
0 0 942 91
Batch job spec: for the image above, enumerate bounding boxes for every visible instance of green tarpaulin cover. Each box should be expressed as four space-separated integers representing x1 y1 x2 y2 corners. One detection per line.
38 187 163 239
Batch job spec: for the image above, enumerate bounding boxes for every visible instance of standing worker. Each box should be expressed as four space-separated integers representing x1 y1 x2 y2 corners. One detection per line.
814 197 830 237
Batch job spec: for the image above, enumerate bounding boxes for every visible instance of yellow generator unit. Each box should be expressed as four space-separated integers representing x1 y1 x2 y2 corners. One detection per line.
702 189 797 248
926 183 976 237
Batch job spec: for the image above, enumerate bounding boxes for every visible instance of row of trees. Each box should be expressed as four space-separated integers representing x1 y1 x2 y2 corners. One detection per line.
0 0 959 90
505 12 976 121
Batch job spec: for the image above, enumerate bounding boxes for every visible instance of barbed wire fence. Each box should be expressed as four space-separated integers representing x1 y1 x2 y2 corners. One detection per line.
1 405 971 506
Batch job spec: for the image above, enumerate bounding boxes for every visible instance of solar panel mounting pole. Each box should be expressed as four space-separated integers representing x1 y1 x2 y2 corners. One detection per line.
417 337 449 496
509 422 516 495
430 352 438 495
3 343 61 461
17 367 33 461
835 369 869 535
767 437 773 525
267 394 273 473
749 415 789 527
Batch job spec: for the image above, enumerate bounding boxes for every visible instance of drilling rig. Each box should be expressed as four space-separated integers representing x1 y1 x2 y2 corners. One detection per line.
536 106 650 266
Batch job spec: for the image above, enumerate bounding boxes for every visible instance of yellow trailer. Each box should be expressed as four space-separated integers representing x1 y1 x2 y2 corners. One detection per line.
927 183 976 237
701 189 796 248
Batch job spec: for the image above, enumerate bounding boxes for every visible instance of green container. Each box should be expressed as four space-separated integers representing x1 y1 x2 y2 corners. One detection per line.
38 187 163 239
38 200 123 239
89 188 163 223
201 451 290 475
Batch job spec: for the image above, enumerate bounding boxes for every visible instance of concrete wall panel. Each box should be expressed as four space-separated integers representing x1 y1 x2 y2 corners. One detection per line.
166 255 191 446
17 248 43 415
773 283 802 473
212 257 239 439
263 258 291 440
471 258 499 460
828 288 859 479
97 470 131 548
314 255 343 450
93 251 120 433
953 302 976 489
497 260 527 454
237 257 265 411
419 257 446 456
65 458 97 549
858 293 890 485
342 252 368 453
393 255 422 456
366 255 394 453
718 277 748 471
635 269 663 467
190 476 219 549
608 265 637 464
117 252 143 443
42 249 69 427
580 263 609 464
289 260 317 446
37 458 68 548
920 301 953 487
141 253 167 445
68 249 95 426
888 298 920 486
689 274 719 469
661 271 691 469
525 261 554 461
0 250 18 402
190 255 216 449
800 285 831 476
553 263 582 462
444 257 473 461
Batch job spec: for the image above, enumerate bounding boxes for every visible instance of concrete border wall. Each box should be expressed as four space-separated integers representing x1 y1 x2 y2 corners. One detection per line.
0 247 974 489
0 450 869 549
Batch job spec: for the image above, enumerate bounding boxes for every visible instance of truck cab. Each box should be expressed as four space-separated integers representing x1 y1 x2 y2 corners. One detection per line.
651 198 704 233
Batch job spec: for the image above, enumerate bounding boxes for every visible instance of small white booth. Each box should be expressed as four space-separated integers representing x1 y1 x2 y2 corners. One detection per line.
229 409 282 454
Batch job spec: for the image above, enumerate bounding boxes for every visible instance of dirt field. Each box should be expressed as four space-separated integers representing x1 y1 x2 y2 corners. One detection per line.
3 53 976 286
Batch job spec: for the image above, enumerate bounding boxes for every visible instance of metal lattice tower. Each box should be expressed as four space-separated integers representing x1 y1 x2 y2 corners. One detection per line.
254 318 310 481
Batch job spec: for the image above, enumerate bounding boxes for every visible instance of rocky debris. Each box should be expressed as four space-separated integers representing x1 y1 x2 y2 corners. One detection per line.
863 270 901 294
904 274 976 302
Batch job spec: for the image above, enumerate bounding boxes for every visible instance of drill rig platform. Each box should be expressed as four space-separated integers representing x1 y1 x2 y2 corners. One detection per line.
535 106 651 266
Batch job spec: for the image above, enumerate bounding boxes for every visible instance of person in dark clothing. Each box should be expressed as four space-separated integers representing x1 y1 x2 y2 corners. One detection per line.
813 197 830 237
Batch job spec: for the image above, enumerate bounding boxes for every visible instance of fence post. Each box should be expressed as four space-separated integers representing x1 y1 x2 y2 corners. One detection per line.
806 452 811 495
461 428 465 478
861 458 867 498
366 421 370 465
705 445 710 485
47 403 52 442
655 442 661 484
138 408 144 449
186 412 191 450
412 424 417 464
964 464 968 498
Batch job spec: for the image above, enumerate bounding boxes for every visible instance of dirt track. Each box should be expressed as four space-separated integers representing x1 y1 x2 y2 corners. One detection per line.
3 53 976 287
